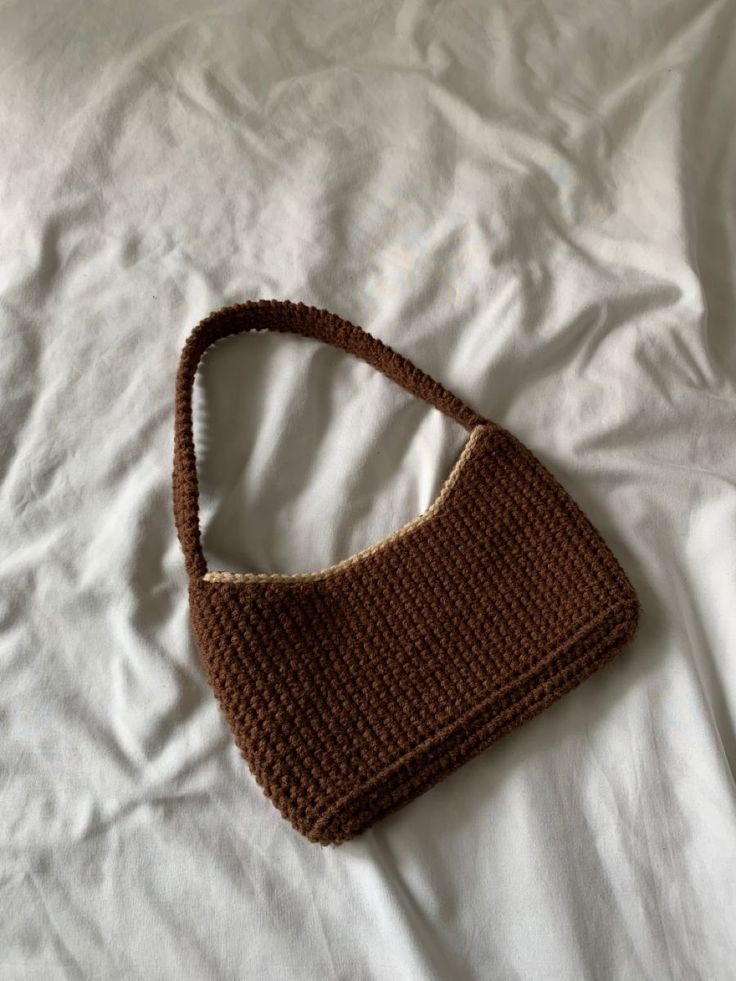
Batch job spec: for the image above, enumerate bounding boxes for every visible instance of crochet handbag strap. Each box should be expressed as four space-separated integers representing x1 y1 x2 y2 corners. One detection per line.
173 299 488 578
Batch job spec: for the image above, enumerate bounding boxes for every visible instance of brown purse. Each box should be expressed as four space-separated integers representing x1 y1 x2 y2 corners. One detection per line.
172 299 640 845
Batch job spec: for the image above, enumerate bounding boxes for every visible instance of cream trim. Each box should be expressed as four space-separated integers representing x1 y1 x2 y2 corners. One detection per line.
203 424 489 584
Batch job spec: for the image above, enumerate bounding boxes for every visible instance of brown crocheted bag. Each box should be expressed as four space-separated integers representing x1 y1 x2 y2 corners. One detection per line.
172 300 640 845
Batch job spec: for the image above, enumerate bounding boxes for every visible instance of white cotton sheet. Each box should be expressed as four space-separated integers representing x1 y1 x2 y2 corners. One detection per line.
1 1 735 978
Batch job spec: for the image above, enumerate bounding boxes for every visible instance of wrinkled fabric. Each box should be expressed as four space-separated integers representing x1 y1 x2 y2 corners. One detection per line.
1 1 735 979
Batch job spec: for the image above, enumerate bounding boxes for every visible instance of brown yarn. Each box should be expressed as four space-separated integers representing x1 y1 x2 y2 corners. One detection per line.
172 299 640 845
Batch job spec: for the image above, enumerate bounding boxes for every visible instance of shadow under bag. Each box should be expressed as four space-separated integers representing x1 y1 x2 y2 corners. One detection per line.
172 299 640 845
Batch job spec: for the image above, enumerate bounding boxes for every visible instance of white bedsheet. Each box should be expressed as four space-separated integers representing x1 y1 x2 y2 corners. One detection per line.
2 1 735 978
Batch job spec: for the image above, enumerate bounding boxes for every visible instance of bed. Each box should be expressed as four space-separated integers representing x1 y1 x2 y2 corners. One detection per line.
2 1 735 978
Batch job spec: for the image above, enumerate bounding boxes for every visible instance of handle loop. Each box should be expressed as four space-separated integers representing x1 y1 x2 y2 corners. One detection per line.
172 299 488 578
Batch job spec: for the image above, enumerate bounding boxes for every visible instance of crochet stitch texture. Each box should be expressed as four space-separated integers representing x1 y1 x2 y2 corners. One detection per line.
172 300 640 845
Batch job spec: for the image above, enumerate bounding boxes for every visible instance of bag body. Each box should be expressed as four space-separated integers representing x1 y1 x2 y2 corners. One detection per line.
173 300 640 845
